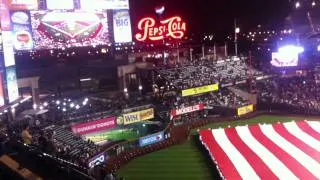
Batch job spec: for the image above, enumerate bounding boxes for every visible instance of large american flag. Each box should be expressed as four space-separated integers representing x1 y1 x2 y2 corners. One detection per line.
199 120 320 180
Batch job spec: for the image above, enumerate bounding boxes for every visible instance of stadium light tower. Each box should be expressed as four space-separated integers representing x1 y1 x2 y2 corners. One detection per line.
234 19 240 56
155 5 166 64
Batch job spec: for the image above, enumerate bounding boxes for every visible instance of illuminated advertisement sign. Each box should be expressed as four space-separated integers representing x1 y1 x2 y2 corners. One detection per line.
113 10 132 43
71 116 116 135
87 152 107 168
139 131 164 147
135 16 186 41
80 0 129 10
7 0 38 10
237 104 254 116
10 10 33 50
30 10 110 50
46 0 74 10
121 108 154 125
171 104 204 117
0 72 5 107
2 31 15 67
182 84 219 97
0 2 12 31
6 66 19 103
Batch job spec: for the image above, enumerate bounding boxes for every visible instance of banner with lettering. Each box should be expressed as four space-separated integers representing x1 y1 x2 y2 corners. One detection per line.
237 104 254 116
122 108 154 125
171 104 204 117
181 83 219 97
71 116 117 135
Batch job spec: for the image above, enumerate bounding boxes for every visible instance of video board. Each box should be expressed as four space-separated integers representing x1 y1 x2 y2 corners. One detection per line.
1 0 132 51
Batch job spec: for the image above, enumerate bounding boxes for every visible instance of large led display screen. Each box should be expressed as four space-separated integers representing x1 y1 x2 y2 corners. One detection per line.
80 0 129 10
6 66 19 103
46 0 74 10
10 10 33 50
30 10 110 50
113 10 132 43
271 45 303 67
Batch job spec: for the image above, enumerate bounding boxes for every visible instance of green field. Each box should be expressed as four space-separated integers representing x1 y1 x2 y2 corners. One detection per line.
118 115 318 180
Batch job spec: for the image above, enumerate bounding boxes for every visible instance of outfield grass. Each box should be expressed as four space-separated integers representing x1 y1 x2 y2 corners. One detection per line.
119 115 317 180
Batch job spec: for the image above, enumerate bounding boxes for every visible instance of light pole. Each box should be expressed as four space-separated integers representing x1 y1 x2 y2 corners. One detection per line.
155 6 166 64
234 19 240 57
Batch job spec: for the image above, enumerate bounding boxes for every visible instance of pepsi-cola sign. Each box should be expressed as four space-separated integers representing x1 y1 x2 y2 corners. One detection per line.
139 131 164 147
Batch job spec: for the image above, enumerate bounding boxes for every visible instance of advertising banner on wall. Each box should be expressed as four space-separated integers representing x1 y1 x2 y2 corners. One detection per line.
182 83 219 97
87 152 108 168
6 66 19 103
237 104 254 116
122 108 154 125
113 9 132 43
171 104 205 117
0 2 12 31
71 116 117 135
2 31 15 67
7 0 38 10
10 10 33 50
80 0 129 10
139 131 164 147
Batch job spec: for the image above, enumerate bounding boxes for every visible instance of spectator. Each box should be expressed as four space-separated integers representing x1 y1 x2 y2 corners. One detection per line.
21 125 32 145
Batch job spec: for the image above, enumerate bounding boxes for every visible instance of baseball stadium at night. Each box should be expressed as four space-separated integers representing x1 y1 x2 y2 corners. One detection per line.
1 0 320 180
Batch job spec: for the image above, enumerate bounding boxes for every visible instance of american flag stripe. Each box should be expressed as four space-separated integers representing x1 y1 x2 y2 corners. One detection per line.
200 130 242 179
200 121 320 180
213 129 260 180
236 126 298 180
224 128 278 180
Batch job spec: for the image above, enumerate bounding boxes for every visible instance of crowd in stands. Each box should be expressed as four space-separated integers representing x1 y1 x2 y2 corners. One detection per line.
157 57 264 90
258 75 320 114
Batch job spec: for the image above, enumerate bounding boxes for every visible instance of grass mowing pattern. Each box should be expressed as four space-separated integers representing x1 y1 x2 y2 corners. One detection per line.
119 115 316 180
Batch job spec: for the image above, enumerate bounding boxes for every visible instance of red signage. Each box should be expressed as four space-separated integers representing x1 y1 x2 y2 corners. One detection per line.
71 116 117 135
135 16 186 41
171 104 204 117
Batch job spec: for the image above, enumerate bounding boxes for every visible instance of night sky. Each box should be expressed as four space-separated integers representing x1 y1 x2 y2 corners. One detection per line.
130 0 291 34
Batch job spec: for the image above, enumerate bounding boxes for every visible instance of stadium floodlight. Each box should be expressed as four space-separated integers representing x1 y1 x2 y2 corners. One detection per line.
124 88 128 93
33 104 37 110
235 27 240 34
75 105 80 110
295 1 300 8
139 85 143 90
70 103 75 108
317 45 320 51
43 102 48 107
56 100 60 105
312 1 316 7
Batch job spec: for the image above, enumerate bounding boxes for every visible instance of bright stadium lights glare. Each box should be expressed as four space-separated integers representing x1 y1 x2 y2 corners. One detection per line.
43 102 48 107
75 105 80 110
70 103 75 108
139 85 143 90
235 27 240 34
56 100 60 105
33 104 37 110
82 101 87 106
295 1 300 8
62 108 66 112
124 88 128 93
278 45 304 55
317 45 320 51
312 1 316 6
39 106 44 110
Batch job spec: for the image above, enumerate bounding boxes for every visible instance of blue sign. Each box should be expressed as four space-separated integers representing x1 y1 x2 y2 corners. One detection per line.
139 131 164 147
